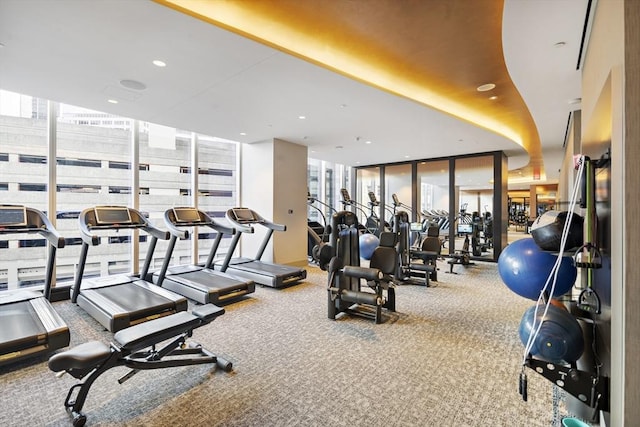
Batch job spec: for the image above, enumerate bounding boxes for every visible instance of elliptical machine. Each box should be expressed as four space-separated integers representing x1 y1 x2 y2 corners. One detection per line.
340 188 385 236
307 190 335 264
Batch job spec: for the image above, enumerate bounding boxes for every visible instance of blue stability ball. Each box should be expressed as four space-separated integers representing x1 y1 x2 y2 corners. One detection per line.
498 238 577 300
519 304 584 363
359 233 380 260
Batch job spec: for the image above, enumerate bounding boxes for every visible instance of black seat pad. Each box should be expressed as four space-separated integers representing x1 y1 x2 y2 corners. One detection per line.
48 341 111 372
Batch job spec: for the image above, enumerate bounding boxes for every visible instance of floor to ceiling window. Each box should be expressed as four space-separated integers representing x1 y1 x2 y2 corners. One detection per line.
307 158 351 227
0 89 240 291
57 103 133 281
453 155 494 260
353 152 506 261
417 159 450 255
0 90 49 289
355 166 382 234
196 135 238 265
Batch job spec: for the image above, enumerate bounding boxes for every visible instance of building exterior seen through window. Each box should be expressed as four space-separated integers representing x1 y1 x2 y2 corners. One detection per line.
0 89 238 291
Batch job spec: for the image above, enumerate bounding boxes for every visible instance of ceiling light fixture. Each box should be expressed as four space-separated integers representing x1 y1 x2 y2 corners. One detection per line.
489 96 498 100
365 140 372 144
298 115 306 119
107 99 118 104
240 132 247 136
476 83 496 92
119 79 147 91
152 59 167 67
554 41 566 48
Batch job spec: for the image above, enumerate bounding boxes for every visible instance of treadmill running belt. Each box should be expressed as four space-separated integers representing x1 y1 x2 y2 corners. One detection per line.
169 269 249 291
229 261 298 275
96 283 176 317
0 301 46 353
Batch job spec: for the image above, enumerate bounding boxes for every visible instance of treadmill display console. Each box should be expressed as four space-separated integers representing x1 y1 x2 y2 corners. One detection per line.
457 223 473 234
95 207 133 225
232 208 256 223
0 206 27 227
173 208 201 223
410 222 423 232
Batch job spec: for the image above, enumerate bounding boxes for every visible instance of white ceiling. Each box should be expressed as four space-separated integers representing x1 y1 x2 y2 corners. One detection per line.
0 0 588 187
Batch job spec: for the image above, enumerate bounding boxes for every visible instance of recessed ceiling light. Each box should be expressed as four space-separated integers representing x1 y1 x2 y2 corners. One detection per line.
119 79 147 91
240 132 247 136
554 41 566 48
476 83 496 92
298 115 306 120
404 155 410 158
365 140 372 144
107 99 118 104
152 59 167 67
489 96 498 100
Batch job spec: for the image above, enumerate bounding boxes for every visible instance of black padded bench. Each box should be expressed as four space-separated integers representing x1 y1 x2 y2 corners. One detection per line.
49 304 230 427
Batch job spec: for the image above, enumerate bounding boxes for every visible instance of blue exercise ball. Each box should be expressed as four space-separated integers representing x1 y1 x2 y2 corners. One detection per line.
359 233 380 260
519 304 584 363
498 238 576 300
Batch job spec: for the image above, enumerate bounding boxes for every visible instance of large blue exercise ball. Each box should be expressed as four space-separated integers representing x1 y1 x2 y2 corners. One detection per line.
519 304 584 363
498 238 576 300
359 233 380 260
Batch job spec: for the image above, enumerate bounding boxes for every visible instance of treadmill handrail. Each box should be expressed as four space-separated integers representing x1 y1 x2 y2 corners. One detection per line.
223 207 285 263
224 209 255 234
0 205 65 300
164 207 236 238
156 207 238 285
225 208 286 232
78 206 169 246
0 205 65 249
71 206 169 303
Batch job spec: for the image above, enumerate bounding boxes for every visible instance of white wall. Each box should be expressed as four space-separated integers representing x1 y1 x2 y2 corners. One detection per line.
240 138 307 266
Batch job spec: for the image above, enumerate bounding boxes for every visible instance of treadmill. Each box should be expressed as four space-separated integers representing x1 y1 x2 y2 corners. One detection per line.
0 205 70 367
217 207 307 288
152 207 255 305
71 206 188 332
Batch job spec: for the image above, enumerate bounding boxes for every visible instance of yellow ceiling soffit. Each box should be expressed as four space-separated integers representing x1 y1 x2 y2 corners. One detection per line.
156 0 543 176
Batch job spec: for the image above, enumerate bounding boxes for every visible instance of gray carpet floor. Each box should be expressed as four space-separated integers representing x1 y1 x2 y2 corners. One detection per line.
1 261 570 426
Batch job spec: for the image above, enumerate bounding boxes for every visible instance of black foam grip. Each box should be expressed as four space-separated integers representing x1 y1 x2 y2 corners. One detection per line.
340 290 379 306
344 266 382 281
